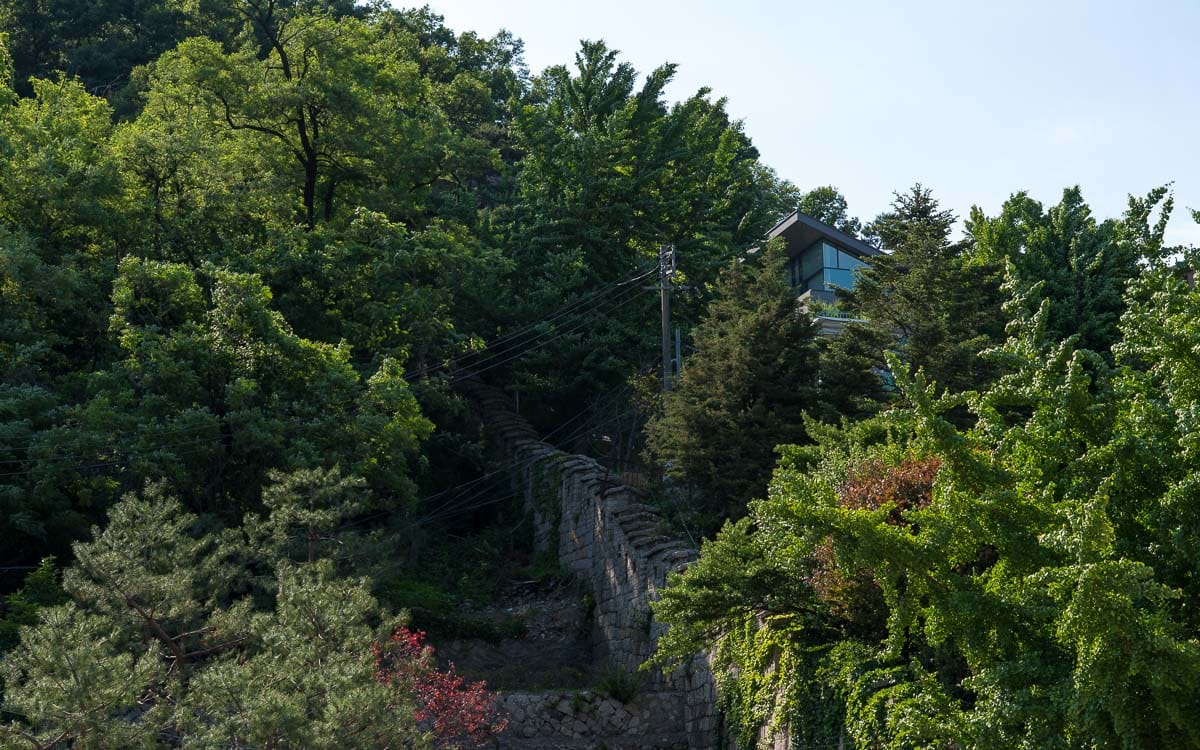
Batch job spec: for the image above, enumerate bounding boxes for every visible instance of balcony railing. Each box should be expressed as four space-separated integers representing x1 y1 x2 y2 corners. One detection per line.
798 288 867 323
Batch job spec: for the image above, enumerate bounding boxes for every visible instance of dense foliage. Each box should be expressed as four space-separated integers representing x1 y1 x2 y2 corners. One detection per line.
820 186 1007 418
495 39 798 425
0 1 802 743
2 1 1196 747
0 1 782 568
2 482 504 748
645 240 822 525
652 237 1200 747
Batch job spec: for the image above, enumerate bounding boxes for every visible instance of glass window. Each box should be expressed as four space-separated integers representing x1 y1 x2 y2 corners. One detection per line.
822 242 839 269
825 268 856 290
800 244 823 281
790 240 870 292
837 250 866 270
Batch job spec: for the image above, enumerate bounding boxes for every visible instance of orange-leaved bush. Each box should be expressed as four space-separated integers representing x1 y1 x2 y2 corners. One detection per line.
808 455 941 637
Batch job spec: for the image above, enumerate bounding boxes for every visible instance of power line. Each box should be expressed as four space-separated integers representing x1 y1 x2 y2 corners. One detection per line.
335 383 635 534
0 272 654 473
444 287 657 387
434 282 653 383
0 421 224 463
446 266 656 362
0 431 228 479
412 385 635 526
338 399 600 532
406 266 656 383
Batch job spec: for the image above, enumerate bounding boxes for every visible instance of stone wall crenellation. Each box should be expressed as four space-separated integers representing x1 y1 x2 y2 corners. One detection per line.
465 382 725 750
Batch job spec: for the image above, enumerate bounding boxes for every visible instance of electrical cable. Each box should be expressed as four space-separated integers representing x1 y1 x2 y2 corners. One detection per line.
412 385 634 526
0 421 225 463
440 286 657 385
406 265 656 382
0 431 230 479
0 272 655 473
437 281 650 381
442 266 655 361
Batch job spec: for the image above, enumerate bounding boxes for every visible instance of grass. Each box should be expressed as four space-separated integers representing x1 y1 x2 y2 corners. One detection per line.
375 575 528 643
595 666 640 704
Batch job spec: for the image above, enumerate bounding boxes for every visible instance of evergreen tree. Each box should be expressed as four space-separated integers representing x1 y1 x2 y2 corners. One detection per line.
645 240 822 524
820 185 1006 417
1 483 506 748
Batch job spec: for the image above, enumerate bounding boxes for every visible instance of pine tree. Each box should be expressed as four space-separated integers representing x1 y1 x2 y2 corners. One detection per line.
821 185 1007 417
0 482 507 748
645 240 822 524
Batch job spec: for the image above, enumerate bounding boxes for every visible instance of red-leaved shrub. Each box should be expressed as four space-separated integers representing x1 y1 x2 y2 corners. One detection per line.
838 455 941 523
375 627 508 748
807 455 942 638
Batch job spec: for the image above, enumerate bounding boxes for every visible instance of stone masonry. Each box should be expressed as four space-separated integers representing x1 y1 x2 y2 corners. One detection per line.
463 382 724 750
495 690 689 750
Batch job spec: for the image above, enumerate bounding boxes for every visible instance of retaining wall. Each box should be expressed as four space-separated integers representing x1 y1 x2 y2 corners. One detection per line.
465 384 723 750
496 690 689 749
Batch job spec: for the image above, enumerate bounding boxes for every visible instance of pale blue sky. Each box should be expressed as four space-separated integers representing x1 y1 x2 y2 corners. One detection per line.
422 0 1200 245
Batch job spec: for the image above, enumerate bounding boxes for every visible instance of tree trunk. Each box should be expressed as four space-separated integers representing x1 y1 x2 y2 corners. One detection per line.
302 157 317 229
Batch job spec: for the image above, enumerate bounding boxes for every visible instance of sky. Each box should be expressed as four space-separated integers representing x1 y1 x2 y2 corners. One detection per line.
421 0 1200 246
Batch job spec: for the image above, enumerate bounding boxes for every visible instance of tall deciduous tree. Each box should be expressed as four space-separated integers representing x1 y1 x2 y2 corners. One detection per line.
967 185 1174 357
495 40 796 428
799 185 862 237
150 14 446 229
2 256 432 563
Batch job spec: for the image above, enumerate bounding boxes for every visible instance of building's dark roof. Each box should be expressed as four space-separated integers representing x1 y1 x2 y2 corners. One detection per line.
766 211 882 259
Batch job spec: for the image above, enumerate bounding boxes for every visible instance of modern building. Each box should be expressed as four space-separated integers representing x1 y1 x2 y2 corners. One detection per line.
766 210 882 335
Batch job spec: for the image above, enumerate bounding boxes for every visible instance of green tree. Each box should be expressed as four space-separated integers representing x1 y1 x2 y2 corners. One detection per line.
494 40 796 427
799 185 862 237
654 252 1200 748
0 559 66 653
2 256 432 560
0 482 499 749
0 72 121 279
179 562 425 749
967 185 1174 357
0 0 189 98
0 72 130 565
149 14 447 229
820 185 1007 418
256 211 498 370
259 465 368 565
645 240 822 524
111 73 289 265
377 6 527 223
0 0 362 110
1 604 163 748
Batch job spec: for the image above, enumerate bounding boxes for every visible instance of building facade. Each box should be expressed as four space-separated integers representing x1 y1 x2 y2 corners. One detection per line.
767 210 881 335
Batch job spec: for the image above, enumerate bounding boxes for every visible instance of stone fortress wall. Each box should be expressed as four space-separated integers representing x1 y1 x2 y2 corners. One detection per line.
464 383 725 750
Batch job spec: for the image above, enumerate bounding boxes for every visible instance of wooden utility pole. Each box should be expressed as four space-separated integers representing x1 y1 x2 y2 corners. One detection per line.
659 244 675 392
674 325 682 385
